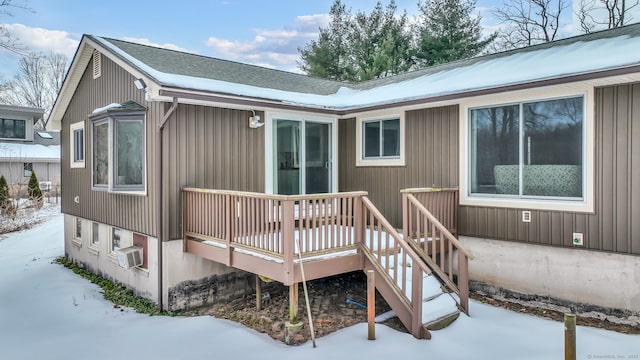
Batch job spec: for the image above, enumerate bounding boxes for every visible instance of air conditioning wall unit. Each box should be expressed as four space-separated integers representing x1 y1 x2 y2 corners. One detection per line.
116 246 143 269
39 181 52 191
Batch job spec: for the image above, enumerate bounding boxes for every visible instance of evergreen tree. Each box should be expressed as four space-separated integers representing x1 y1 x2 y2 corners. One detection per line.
350 1 413 81
299 0 494 81
413 0 495 67
298 0 413 82
0 175 9 212
27 170 43 208
298 0 355 81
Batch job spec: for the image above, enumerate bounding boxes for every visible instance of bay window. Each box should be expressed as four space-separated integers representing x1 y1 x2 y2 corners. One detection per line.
469 95 584 200
90 102 146 193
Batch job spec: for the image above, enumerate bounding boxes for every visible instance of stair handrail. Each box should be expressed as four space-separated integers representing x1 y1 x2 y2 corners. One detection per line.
360 196 436 339
403 192 474 313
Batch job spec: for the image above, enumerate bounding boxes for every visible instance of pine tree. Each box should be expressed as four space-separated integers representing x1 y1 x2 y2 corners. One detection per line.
0 175 9 213
27 170 43 208
298 0 355 81
350 0 413 81
299 0 494 81
413 0 496 67
298 0 413 82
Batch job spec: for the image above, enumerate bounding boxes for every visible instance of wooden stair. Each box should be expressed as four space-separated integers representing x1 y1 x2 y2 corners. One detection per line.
359 190 472 339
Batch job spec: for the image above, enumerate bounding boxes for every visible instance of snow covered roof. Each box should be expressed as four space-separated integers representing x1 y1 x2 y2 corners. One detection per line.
49 24 640 126
90 24 640 111
0 143 60 161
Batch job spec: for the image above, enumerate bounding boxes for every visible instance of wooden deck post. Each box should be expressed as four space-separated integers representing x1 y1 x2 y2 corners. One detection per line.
282 200 295 285
367 270 375 340
256 275 262 311
289 283 299 323
411 260 423 338
459 250 470 314
564 314 576 360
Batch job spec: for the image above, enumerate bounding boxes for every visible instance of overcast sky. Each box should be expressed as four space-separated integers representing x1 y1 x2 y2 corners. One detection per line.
0 0 585 79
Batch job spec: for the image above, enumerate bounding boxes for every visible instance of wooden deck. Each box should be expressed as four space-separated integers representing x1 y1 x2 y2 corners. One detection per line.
183 187 472 339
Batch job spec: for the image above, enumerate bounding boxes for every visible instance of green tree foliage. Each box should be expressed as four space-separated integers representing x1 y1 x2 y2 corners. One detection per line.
27 170 43 208
298 0 413 82
0 175 9 207
413 0 496 67
298 0 355 81
299 0 494 81
349 1 413 81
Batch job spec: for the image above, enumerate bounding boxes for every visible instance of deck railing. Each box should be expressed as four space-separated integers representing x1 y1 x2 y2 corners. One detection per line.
183 187 469 338
183 188 367 283
401 187 474 313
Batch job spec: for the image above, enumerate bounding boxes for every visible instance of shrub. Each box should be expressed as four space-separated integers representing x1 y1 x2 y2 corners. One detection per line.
27 171 43 209
0 175 12 216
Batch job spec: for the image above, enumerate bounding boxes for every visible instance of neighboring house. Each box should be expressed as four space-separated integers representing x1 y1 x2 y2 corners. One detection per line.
50 24 640 330
0 104 60 194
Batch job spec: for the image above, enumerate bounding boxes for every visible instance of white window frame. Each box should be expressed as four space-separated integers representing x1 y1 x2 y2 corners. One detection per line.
356 112 405 167
264 111 339 194
91 113 146 194
89 222 99 252
109 227 121 257
23 162 32 177
70 121 85 168
72 217 82 245
460 86 595 213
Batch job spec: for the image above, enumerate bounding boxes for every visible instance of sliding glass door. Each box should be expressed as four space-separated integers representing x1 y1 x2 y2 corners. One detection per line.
273 119 332 195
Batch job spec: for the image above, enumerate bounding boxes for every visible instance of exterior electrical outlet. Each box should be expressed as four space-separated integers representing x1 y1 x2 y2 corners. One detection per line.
572 233 584 246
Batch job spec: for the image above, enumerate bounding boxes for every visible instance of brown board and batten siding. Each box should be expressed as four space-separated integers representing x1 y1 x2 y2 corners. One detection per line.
61 54 159 237
459 82 640 256
164 104 265 240
338 105 459 227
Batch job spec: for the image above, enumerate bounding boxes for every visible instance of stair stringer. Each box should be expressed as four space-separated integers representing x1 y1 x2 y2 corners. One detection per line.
361 246 431 340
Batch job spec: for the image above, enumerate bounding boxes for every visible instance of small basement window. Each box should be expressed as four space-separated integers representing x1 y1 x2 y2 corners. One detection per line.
110 227 121 255
23 163 33 177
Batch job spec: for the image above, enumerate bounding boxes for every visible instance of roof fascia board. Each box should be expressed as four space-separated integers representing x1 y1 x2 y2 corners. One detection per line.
157 89 342 116
48 36 93 130
158 64 640 118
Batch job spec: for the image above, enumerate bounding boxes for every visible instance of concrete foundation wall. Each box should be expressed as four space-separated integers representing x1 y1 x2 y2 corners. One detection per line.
64 214 159 301
64 215 253 310
460 236 640 313
163 239 254 311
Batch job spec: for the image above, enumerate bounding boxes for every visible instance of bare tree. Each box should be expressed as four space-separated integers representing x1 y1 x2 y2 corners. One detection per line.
491 0 568 51
0 0 31 55
0 52 69 128
576 0 639 33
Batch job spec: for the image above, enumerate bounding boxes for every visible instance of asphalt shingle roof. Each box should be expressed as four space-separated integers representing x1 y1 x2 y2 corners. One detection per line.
100 37 346 96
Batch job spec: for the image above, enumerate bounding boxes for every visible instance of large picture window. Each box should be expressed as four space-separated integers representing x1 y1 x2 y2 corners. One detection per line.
90 102 145 192
469 96 584 200
0 118 26 139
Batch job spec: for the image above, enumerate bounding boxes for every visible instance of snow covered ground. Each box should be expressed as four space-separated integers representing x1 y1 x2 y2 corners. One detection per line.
0 212 638 360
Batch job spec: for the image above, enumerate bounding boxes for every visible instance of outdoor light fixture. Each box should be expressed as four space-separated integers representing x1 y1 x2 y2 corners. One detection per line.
133 78 147 90
249 110 264 128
